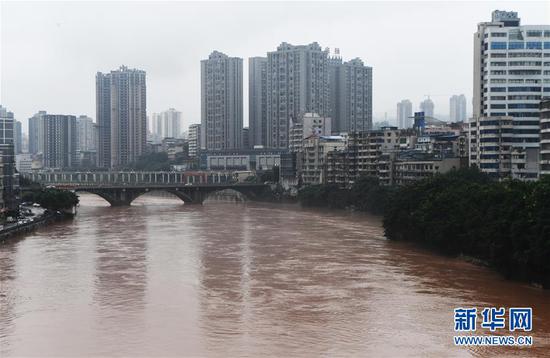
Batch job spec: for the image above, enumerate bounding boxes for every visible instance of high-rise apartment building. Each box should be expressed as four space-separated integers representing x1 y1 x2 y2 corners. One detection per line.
329 57 373 133
471 10 550 180
148 112 162 143
96 65 147 169
0 106 14 145
266 42 330 149
397 99 413 129
420 98 435 118
450 94 467 122
242 127 250 149
28 111 46 154
201 51 243 150
188 123 201 157
149 109 182 140
14 121 22 154
77 115 97 152
42 114 77 169
96 73 111 168
540 98 550 176
249 57 268 148
163 108 182 139
153 108 182 139
0 105 19 211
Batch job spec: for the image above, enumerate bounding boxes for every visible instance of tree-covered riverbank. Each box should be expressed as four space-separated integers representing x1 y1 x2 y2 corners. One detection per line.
22 188 79 213
297 169 550 289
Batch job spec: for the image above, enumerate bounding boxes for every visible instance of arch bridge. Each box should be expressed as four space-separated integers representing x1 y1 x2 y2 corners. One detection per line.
21 171 268 206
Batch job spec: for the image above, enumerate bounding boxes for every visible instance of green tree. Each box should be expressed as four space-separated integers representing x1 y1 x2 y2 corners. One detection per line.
30 189 80 211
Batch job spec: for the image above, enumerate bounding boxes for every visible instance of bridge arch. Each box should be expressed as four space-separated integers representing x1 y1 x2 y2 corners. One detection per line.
75 190 122 206
75 188 197 206
203 188 251 203
131 188 195 205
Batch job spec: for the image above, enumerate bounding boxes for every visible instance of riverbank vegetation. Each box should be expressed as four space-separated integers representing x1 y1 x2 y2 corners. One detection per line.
297 176 392 214
22 189 79 212
297 168 550 288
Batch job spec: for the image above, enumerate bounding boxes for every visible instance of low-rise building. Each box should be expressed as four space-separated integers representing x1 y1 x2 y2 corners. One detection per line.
161 137 188 161
469 116 513 179
301 135 345 185
325 125 464 187
16 154 33 173
392 151 460 185
289 113 332 153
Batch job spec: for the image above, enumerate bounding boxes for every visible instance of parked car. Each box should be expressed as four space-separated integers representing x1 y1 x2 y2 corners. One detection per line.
33 203 41 207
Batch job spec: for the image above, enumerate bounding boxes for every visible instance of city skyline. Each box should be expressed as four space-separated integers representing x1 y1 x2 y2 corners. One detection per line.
2 1 549 134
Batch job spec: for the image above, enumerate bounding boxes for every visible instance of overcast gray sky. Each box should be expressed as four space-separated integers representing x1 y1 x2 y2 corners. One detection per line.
1 1 549 133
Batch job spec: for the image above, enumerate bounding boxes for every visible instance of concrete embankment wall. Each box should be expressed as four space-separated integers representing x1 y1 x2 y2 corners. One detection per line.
0 215 67 242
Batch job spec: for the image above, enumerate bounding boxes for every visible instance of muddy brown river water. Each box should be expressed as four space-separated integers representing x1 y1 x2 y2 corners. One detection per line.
1 194 549 357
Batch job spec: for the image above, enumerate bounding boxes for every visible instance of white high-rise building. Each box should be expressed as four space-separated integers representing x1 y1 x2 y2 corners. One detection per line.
397 99 413 128
471 10 550 180
77 115 96 152
188 123 201 157
420 98 435 118
149 113 162 142
201 51 243 150
150 109 183 140
161 108 182 139
266 42 330 149
450 94 467 122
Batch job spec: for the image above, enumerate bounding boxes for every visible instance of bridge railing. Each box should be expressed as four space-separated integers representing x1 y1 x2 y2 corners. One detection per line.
21 171 240 186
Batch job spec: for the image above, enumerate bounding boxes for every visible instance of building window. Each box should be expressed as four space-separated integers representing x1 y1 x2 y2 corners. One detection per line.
526 30 543 37
508 103 539 109
508 86 541 92
509 61 542 66
508 42 525 50
526 42 542 49
490 42 507 50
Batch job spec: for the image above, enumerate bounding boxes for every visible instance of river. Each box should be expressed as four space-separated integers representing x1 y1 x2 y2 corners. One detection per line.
1 193 549 357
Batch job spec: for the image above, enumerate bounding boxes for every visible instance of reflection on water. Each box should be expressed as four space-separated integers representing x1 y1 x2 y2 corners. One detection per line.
0 193 549 357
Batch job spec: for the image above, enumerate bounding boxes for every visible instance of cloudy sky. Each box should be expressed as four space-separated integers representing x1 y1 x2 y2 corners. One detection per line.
1 1 549 133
